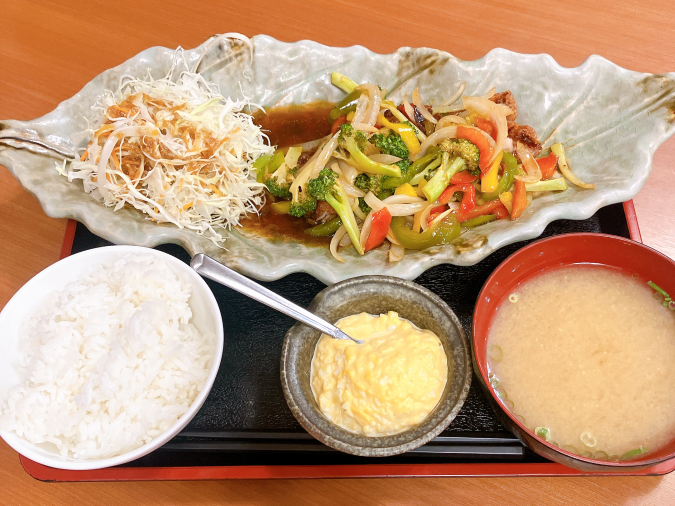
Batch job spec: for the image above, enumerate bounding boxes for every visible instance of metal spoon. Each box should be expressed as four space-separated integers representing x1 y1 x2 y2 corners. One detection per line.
191 254 363 344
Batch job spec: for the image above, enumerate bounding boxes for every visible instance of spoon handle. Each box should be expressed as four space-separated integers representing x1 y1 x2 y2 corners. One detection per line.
191 254 361 343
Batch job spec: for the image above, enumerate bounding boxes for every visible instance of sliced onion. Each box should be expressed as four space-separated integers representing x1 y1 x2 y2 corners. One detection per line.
351 94 369 125
339 231 353 247
419 202 447 231
357 84 382 127
369 153 402 164
330 225 348 263
389 243 405 263
359 210 374 252
338 160 360 184
481 87 496 100
416 126 457 158
387 202 431 216
437 115 466 129
503 137 514 153
352 123 379 133
342 178 366 198
383 195 424 205
313 132 340 174
428 208 454 229
463 96 507 164
364 191 385 212
431 104 465 114
386 228 401 246
515 141 542 183
403 95 415 124
412 87 437 124
290 140 324 200
441 81 466 106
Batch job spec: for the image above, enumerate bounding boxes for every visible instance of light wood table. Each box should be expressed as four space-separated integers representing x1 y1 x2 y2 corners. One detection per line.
1 0 674 503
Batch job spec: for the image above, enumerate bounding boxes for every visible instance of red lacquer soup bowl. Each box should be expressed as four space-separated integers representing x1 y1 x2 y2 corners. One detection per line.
472 233 675 472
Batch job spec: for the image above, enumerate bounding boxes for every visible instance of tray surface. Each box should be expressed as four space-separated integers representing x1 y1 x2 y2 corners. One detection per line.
25 202 669 480
78 205 625 464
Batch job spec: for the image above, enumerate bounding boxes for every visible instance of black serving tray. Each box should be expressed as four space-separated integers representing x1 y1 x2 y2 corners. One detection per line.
65 203 632 470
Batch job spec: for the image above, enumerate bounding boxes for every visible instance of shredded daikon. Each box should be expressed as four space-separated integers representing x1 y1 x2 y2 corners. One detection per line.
59 41 273 246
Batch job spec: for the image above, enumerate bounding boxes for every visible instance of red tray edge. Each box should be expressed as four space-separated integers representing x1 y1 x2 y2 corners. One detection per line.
22 201 650 482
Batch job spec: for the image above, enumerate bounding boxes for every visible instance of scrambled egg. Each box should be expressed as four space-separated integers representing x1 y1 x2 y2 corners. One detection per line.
310 312 449 436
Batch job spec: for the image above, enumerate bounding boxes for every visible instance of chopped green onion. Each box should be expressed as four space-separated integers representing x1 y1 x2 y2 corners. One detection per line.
535 427 552 442
580 432 597 448
619 446 648 461
487 344 503 362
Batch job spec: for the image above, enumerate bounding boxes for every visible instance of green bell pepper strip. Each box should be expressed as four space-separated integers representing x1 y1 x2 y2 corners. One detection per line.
382 146 440 189
390 215 461 250
304 216 342 237
481 150 518 201
255 152 285 183
461 215 497 228
328 90 363 121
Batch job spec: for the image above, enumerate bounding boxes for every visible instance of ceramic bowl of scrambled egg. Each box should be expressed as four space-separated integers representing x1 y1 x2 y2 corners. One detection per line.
280 276 472 457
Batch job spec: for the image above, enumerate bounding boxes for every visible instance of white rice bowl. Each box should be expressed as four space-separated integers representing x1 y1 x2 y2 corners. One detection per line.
0 246 223 470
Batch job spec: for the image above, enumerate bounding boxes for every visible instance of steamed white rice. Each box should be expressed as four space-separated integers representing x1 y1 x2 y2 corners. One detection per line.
0 253 213 459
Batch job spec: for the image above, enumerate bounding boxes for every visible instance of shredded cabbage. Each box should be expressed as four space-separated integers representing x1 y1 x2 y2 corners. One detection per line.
60 39 273 246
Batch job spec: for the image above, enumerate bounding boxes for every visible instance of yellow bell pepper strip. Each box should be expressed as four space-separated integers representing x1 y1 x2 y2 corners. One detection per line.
511 179 528 220
481 151 518 201
524 178 568 192
462 215 497 228
377 114 421 156
390 215 461 250
304 216 342 237
329 89 363 121
415 177 428 198
380 103 427 142
499 191 513 214
364 207 392 252
457 200 508 223
382 146 440 189
394 183 417 197
481 150 504 194
423 155 466 203
331 72 358 94
550 143 595 189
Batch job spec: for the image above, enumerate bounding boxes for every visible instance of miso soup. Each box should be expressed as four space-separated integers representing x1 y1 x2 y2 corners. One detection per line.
487 265 675 461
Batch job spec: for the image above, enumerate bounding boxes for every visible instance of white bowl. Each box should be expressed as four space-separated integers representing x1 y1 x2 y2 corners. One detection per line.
0 246 224 470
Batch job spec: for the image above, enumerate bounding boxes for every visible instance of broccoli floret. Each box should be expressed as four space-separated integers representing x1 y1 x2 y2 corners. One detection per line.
288 192 317 217
265 178 292 199
353 173 393 200
306 168 363 254
439 138 480 173
337 124 401 178
358 197 372 215
369 131 409 160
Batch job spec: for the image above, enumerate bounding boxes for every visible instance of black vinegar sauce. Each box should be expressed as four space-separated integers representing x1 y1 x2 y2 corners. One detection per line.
238 101 336 246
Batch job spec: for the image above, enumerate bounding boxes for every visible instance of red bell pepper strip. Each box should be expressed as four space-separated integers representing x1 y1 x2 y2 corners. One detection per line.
364 207 392 252
493 205 510 220
475 117 497 141
456 125 494 175
331 115 349 135
457 200 508 222
449 171 479 184
437 183 477 214
536 153 558 180
511 180 528 220
426 205 447 226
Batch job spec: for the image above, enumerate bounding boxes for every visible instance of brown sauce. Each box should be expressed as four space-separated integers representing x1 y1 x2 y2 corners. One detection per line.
239 102 337 244
253 101 335 148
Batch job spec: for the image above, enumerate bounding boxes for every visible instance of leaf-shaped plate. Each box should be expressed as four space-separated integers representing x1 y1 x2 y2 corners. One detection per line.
2 35 674 284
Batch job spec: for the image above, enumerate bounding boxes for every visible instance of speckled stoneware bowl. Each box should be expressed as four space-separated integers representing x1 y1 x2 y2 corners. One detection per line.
2 34 675 283
280 276 471 457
